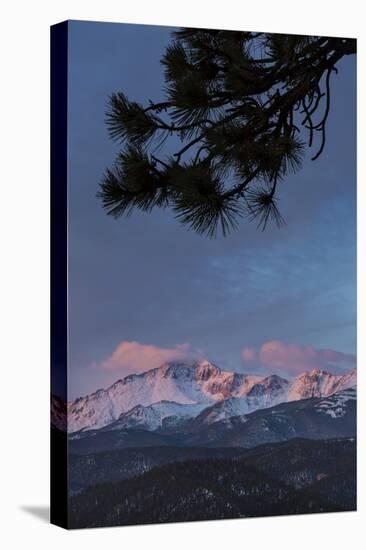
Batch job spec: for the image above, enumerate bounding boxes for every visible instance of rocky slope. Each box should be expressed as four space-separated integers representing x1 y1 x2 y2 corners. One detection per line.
64 360 356 433
69 387 356 455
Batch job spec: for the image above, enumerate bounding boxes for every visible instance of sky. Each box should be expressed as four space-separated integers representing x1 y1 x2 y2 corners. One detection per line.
65 21 356 400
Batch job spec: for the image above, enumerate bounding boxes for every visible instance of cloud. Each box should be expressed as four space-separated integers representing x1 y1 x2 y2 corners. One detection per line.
241 340 356 375
241 347 258 362
100 341 202 374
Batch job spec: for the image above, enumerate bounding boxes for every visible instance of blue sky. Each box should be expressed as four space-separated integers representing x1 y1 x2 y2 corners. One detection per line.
66 21 356 399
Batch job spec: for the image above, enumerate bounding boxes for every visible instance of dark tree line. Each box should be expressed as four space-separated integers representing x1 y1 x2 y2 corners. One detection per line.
99 29 356 237
69 438 356 528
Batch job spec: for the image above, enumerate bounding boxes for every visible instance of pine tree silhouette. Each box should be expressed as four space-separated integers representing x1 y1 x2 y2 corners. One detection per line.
99 29 356 237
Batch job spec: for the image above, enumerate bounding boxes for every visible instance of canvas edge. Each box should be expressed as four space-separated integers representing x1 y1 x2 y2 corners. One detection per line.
50 20 69 530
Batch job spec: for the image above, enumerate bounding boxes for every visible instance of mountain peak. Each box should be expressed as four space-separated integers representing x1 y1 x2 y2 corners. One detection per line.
287 369 341 402
66 359 357 433
194 359 221 380
308 368 332 377
157 360 193 374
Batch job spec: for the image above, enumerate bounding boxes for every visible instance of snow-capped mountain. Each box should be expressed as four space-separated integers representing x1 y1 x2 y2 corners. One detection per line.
287 369 340 401
69 387 357 455
315 387 357 419
101 400 207 432
65 360 357 433
90 375 289 432
67 360 263 432
287 367 356 402
333 368 357 393
190 375 289 426
51 394 67 431
180 387 357 449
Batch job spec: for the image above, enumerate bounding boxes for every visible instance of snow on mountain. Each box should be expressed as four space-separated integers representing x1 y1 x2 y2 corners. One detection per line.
333 368 357 393
287 369 341 402
183 387 357 449
315 387 356 419
102 400 207 432
66 359 357 433
69 386 357 455
189 370 354 430
67 360 264 432
247 374 290 408
51 394 67 431
194 375 289 426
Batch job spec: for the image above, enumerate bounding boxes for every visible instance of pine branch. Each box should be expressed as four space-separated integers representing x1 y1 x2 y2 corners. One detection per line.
100 30 356 237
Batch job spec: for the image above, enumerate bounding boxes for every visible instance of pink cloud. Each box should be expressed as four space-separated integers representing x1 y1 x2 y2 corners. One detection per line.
241 340 356 375
101 341 202 374
241 347 257 362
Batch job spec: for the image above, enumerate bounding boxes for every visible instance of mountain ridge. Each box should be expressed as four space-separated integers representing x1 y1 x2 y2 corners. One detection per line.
68 387 356 455
54 359 356 434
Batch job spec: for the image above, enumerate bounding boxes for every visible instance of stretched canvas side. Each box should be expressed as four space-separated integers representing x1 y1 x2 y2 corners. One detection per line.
50 20 69 529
